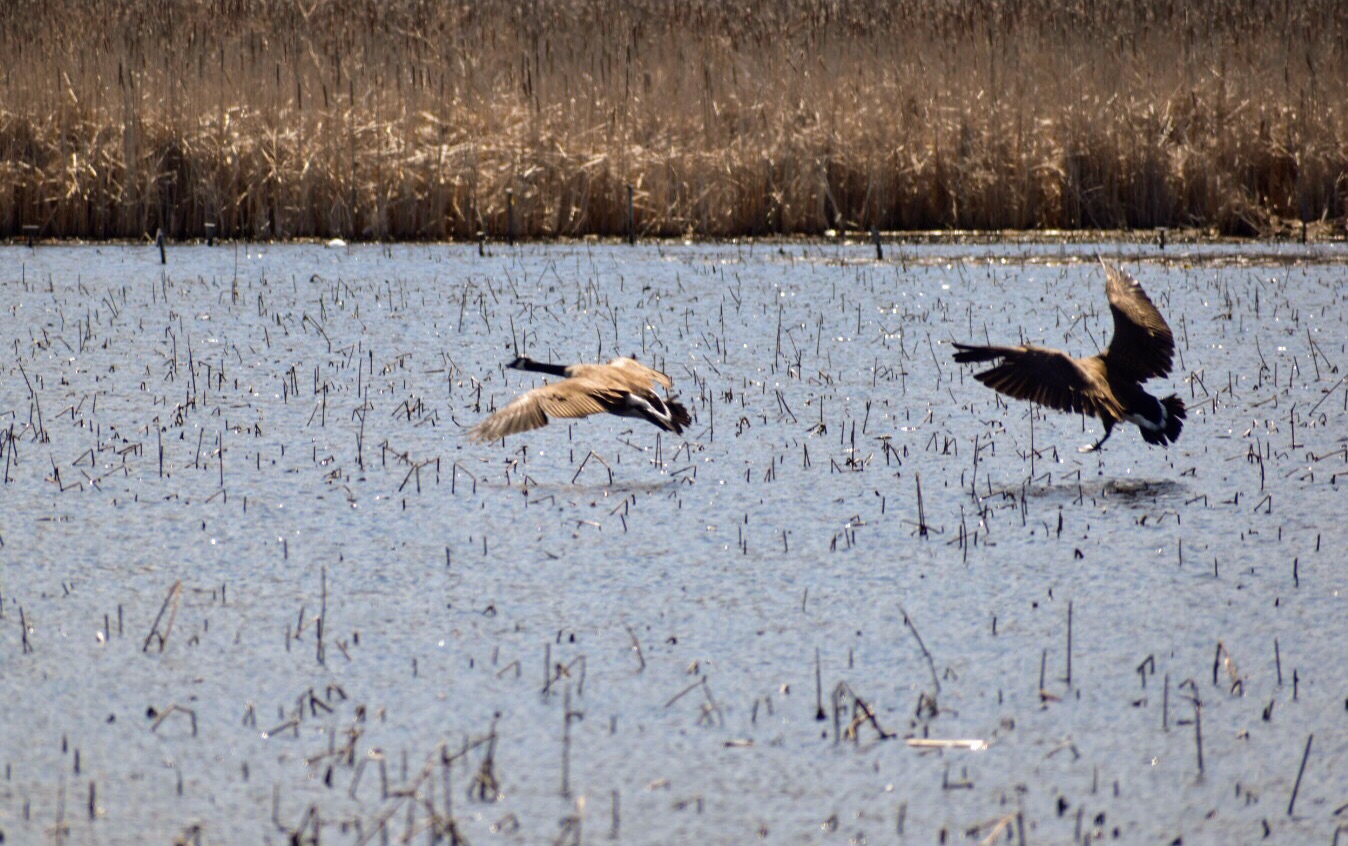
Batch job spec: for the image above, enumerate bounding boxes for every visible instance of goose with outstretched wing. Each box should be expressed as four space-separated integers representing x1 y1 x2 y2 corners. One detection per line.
952 261 1185 452
469 356 691 443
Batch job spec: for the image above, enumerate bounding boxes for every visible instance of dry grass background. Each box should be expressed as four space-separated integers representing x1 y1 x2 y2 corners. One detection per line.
1 0 1345 240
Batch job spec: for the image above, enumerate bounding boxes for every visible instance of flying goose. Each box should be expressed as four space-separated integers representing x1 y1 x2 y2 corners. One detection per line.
952 261 1186 452
468 356 692 443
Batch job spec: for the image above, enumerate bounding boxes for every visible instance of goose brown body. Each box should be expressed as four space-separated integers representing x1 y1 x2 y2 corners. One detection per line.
469 356 691 443
953 262 1186 452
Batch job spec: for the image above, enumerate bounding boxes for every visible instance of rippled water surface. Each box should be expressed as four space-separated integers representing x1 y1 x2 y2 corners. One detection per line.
1 240 1345 844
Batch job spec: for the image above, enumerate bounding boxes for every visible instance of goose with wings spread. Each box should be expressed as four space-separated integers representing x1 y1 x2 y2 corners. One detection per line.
952 262 1186 452
469 356 691 443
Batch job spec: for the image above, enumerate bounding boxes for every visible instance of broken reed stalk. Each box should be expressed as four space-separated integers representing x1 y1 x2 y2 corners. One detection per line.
1287 734 1313 816
663 676 723 728
19 605 33 653
899 605 941 697
560 683 582 798
814 647 826 720
979 813 1016 846
469 718 501 802
831 681 895 743
1064 601 1072 687
142 580 184 653
571 451 613 486
17 362 47 442
149 703 198 737
1213 640 1243 694
624 625 646 671
914 471 929 537
316 564 327 666
1179 679 1204 774
350 741 463 846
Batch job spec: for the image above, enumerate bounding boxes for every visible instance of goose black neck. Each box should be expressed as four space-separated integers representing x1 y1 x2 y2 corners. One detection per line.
509 357 569 377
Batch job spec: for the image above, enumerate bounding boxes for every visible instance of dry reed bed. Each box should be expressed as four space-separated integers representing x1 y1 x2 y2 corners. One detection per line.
2 0 1346 240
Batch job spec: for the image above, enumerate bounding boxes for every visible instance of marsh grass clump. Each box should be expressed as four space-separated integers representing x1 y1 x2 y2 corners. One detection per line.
1 0 1346 240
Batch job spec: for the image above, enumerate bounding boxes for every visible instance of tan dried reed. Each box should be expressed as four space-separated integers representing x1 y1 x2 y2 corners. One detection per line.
1 0 1344 240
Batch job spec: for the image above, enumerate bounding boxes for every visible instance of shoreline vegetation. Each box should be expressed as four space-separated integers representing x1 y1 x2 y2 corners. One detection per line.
2 0 1345 242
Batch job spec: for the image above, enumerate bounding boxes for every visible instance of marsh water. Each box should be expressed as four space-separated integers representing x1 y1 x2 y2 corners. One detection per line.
1 240 1344 844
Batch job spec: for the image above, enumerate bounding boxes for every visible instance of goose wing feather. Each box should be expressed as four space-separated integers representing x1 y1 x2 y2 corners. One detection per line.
468 380 621 442
604 357 674 389
966 345 1122 419
1102 263 1175 382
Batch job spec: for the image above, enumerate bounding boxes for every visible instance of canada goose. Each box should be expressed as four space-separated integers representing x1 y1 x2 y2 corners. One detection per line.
952 261 1186 452
468 356 692 443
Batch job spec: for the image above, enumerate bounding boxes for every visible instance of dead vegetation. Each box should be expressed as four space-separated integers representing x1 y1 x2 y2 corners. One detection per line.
1 0 1346 240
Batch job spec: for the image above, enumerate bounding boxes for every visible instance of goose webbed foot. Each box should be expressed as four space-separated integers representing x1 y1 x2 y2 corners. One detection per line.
1078 424 1114 453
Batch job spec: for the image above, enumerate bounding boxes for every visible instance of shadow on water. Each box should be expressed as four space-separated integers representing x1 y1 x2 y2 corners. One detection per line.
471 475 689 497
1098 478 1186 498
1027 477 1185 502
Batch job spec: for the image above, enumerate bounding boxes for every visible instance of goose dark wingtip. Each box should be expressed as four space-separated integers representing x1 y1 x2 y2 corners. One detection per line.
952 342 1016 364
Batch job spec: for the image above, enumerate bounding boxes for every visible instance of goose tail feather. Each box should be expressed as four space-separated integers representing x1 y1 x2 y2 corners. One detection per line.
667 399 692 435
1138 395 1186 446
1161 395 1186 443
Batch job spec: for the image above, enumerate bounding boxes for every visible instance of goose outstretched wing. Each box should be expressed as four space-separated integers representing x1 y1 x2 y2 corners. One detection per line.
954 343 1123 420
1101 263 1175 383
468 380 621 442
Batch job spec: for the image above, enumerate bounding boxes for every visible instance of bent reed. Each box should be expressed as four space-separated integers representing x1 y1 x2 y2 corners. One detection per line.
2 0 1345 241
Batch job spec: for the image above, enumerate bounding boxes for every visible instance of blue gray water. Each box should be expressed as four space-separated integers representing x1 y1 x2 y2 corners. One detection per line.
1 240 1344 844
